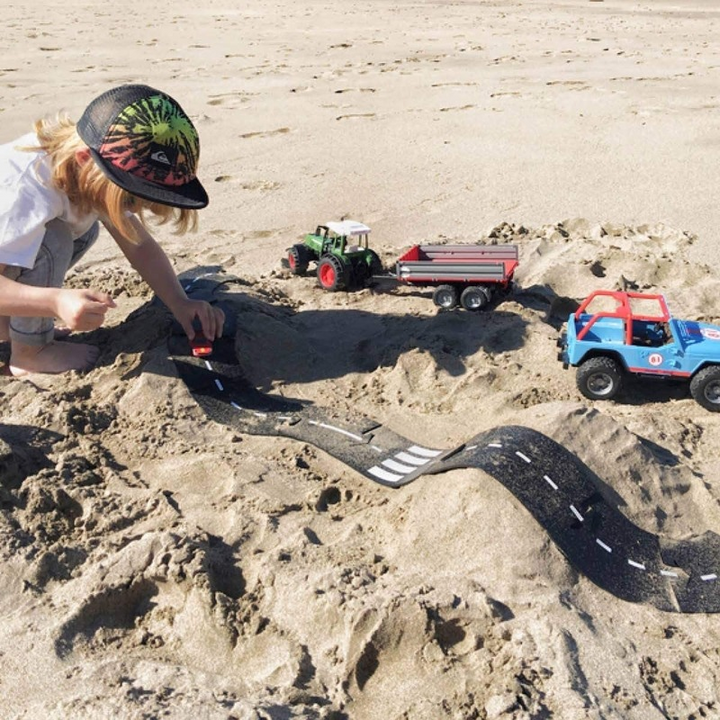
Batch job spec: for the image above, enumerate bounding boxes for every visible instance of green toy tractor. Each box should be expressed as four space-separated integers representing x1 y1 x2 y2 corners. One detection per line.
287 220 384 291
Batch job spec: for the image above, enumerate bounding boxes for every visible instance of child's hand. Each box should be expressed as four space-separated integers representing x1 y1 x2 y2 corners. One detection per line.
175 299 225 341
55 289 116 331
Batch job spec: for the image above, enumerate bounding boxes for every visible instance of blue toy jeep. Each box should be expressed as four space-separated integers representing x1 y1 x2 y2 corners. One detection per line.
557 290 720 411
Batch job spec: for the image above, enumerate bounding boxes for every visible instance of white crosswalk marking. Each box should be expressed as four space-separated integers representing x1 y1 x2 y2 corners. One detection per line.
382 458 418 473
368 466 405 484
408 445 442 458
395 451 431 466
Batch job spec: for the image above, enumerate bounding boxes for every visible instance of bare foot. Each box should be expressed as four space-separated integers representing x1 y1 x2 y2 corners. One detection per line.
9 340 100 376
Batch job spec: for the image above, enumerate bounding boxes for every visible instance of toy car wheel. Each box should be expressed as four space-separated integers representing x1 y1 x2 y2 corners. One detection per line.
317 255 347 291
460 286 491 311
433 285 458 309
690 366 720 412
576 356 623 401
288 245 310 275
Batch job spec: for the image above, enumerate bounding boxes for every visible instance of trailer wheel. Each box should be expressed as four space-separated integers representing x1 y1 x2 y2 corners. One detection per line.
317 255 347 291
433 285 458 309
576 356 623 401
690 366 720 412
460 286 491 311
288 245 310 275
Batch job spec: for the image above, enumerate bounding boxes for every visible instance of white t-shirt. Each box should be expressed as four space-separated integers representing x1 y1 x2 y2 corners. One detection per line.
0 133 98 269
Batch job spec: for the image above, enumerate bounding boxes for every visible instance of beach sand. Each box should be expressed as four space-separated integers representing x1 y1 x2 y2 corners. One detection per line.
1 1 720 718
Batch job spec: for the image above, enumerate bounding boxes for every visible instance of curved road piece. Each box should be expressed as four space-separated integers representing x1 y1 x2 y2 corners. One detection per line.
168 274 720 613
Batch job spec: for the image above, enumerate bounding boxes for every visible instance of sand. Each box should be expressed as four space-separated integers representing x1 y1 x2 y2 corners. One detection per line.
2 1 720 718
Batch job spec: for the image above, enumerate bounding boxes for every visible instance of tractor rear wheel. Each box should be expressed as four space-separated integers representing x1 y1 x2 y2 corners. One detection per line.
690 366 720 412
576 356 623 401
288 244 311 275
433 285 458 309
317 255 347 291
460 286 491 311
367 250 383 277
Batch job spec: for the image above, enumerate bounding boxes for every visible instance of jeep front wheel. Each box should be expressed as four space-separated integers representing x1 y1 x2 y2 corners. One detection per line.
690 366 720 412
576 356 623 401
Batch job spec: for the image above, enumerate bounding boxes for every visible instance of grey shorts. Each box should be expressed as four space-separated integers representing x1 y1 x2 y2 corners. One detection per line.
2 219 100 346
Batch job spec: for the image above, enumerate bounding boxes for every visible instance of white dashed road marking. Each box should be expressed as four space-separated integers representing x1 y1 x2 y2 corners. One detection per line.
596 539 613 553
544 475 559 491
309 421 364 442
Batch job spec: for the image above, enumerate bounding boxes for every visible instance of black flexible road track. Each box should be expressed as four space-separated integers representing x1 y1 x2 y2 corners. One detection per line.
169 274 720 613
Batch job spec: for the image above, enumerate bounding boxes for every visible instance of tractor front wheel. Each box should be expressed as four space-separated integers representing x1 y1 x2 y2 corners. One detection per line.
576 356 623 401
433 284 458 309
690 366 720 412
317 255 347 292
288 245 311 275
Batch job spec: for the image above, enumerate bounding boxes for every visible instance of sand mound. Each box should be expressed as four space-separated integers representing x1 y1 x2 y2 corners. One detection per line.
2 220 720 718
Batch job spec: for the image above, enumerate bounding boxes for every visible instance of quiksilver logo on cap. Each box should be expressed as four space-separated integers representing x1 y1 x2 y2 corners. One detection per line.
150 150 171 165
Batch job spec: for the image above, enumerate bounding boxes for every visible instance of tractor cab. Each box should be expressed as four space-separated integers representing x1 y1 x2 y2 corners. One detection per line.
322 220 372 256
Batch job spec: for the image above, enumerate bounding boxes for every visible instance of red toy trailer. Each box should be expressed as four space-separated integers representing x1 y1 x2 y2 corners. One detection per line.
393 244 519 310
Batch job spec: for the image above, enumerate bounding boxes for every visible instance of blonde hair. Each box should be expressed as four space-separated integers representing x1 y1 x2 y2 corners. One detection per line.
31 113 198 243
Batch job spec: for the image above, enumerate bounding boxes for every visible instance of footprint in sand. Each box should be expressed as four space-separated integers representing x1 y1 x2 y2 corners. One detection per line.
431 82 479 88
546 80 590 90
439 105 475 112
336 113 376 121
334 88 377 94
239 128 290 139
214 176 281 192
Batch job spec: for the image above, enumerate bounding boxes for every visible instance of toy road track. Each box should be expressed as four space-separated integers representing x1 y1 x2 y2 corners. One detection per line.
170 275 720 614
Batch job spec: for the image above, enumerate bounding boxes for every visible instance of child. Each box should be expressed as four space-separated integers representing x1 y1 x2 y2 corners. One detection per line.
0 84 224 376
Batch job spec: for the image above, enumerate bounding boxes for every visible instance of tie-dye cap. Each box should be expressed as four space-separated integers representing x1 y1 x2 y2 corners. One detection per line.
76 84 208 209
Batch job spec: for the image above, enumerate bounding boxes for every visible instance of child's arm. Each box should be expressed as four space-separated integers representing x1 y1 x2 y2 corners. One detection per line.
0 266 115 330
102 217 224 340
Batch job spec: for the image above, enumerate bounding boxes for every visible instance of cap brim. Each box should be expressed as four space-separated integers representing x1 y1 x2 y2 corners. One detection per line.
88 148 208 209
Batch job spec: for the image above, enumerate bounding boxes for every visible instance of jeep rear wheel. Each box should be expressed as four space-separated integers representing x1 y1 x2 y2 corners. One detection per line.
317 255 347 291
433 284 458 309
576 356 623 401
690 366 720 412
288 245 310 275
